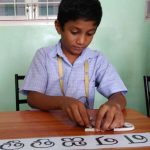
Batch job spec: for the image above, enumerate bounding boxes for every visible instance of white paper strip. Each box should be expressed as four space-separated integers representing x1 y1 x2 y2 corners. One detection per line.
0 132 150 150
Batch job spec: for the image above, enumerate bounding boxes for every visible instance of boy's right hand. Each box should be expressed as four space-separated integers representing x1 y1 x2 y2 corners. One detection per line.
27 92 91 127
60 97 90 127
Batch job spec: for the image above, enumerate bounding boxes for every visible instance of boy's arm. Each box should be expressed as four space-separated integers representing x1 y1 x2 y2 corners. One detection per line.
27 91 90 127
95 92 126 131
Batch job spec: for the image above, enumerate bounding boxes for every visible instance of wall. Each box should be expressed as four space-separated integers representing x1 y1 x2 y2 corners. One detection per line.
0 0 150 114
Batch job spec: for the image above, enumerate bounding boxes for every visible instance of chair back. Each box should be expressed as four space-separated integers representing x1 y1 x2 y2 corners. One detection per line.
143 75 150 117
15 74 27 111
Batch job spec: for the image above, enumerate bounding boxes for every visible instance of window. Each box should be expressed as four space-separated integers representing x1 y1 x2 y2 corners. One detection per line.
0 0 61 21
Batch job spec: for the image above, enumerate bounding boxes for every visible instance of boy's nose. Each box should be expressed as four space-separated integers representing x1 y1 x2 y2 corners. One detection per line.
76 35 85 45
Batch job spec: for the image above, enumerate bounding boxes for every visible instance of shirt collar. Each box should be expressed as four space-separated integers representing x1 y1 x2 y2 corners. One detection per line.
50 40 98 61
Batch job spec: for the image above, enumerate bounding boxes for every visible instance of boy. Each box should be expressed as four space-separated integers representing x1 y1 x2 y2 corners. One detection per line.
21 0 127 131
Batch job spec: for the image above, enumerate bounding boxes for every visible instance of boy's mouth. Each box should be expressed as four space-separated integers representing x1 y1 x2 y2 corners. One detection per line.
73 46 84 51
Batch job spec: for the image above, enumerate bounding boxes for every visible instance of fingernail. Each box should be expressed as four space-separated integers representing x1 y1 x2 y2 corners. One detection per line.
100 129 104 132
95 128 100 132
89 116 93 121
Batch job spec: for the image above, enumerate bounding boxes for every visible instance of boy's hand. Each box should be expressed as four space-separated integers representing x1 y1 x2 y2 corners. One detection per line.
95 103 124 131
60 98 90 127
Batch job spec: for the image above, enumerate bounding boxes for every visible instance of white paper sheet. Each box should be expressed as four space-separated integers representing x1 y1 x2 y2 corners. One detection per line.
0 132 150 149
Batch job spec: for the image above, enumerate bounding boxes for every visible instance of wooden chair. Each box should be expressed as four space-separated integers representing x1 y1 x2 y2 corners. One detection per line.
15 74 27 111
143 75 150 117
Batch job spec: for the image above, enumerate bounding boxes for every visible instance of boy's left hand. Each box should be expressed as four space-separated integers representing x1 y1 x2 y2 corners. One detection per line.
95 102 124 131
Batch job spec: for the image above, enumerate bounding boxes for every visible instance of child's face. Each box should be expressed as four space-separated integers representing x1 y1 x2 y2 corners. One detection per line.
55 19 97 59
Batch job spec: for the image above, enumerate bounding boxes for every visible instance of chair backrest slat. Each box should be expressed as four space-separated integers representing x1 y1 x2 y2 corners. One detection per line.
15 74 27 111
143 75 150 117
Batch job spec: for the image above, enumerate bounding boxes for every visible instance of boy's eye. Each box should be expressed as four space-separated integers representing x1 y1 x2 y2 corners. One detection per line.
71 31 78 35
70 30 96 36
86 31 95 36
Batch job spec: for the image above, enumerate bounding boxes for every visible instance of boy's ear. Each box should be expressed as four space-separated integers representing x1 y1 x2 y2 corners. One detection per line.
55 20 62 34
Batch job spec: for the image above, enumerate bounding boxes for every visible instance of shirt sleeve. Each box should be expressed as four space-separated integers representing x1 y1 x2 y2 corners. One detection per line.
20 48 48 95
95 54 127 98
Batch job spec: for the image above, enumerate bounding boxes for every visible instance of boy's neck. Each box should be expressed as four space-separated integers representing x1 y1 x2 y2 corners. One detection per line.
63 52 79 65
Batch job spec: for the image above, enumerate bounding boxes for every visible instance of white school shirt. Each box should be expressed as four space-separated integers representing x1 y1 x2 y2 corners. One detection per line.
20 41 127 109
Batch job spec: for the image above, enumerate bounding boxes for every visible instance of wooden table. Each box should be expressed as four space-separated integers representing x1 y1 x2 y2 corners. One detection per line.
0 108 150 149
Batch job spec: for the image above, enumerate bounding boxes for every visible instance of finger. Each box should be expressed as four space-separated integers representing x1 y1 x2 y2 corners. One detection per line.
71 105 84 126
95 105 108 131
101 105 120 130
65 107 75 121
109 116 119 130
87 109 97 127
101 109 114 131
109 112 124 129
78 105 90 127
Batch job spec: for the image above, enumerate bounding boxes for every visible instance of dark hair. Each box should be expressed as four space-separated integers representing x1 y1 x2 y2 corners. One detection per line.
57 0 102 29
